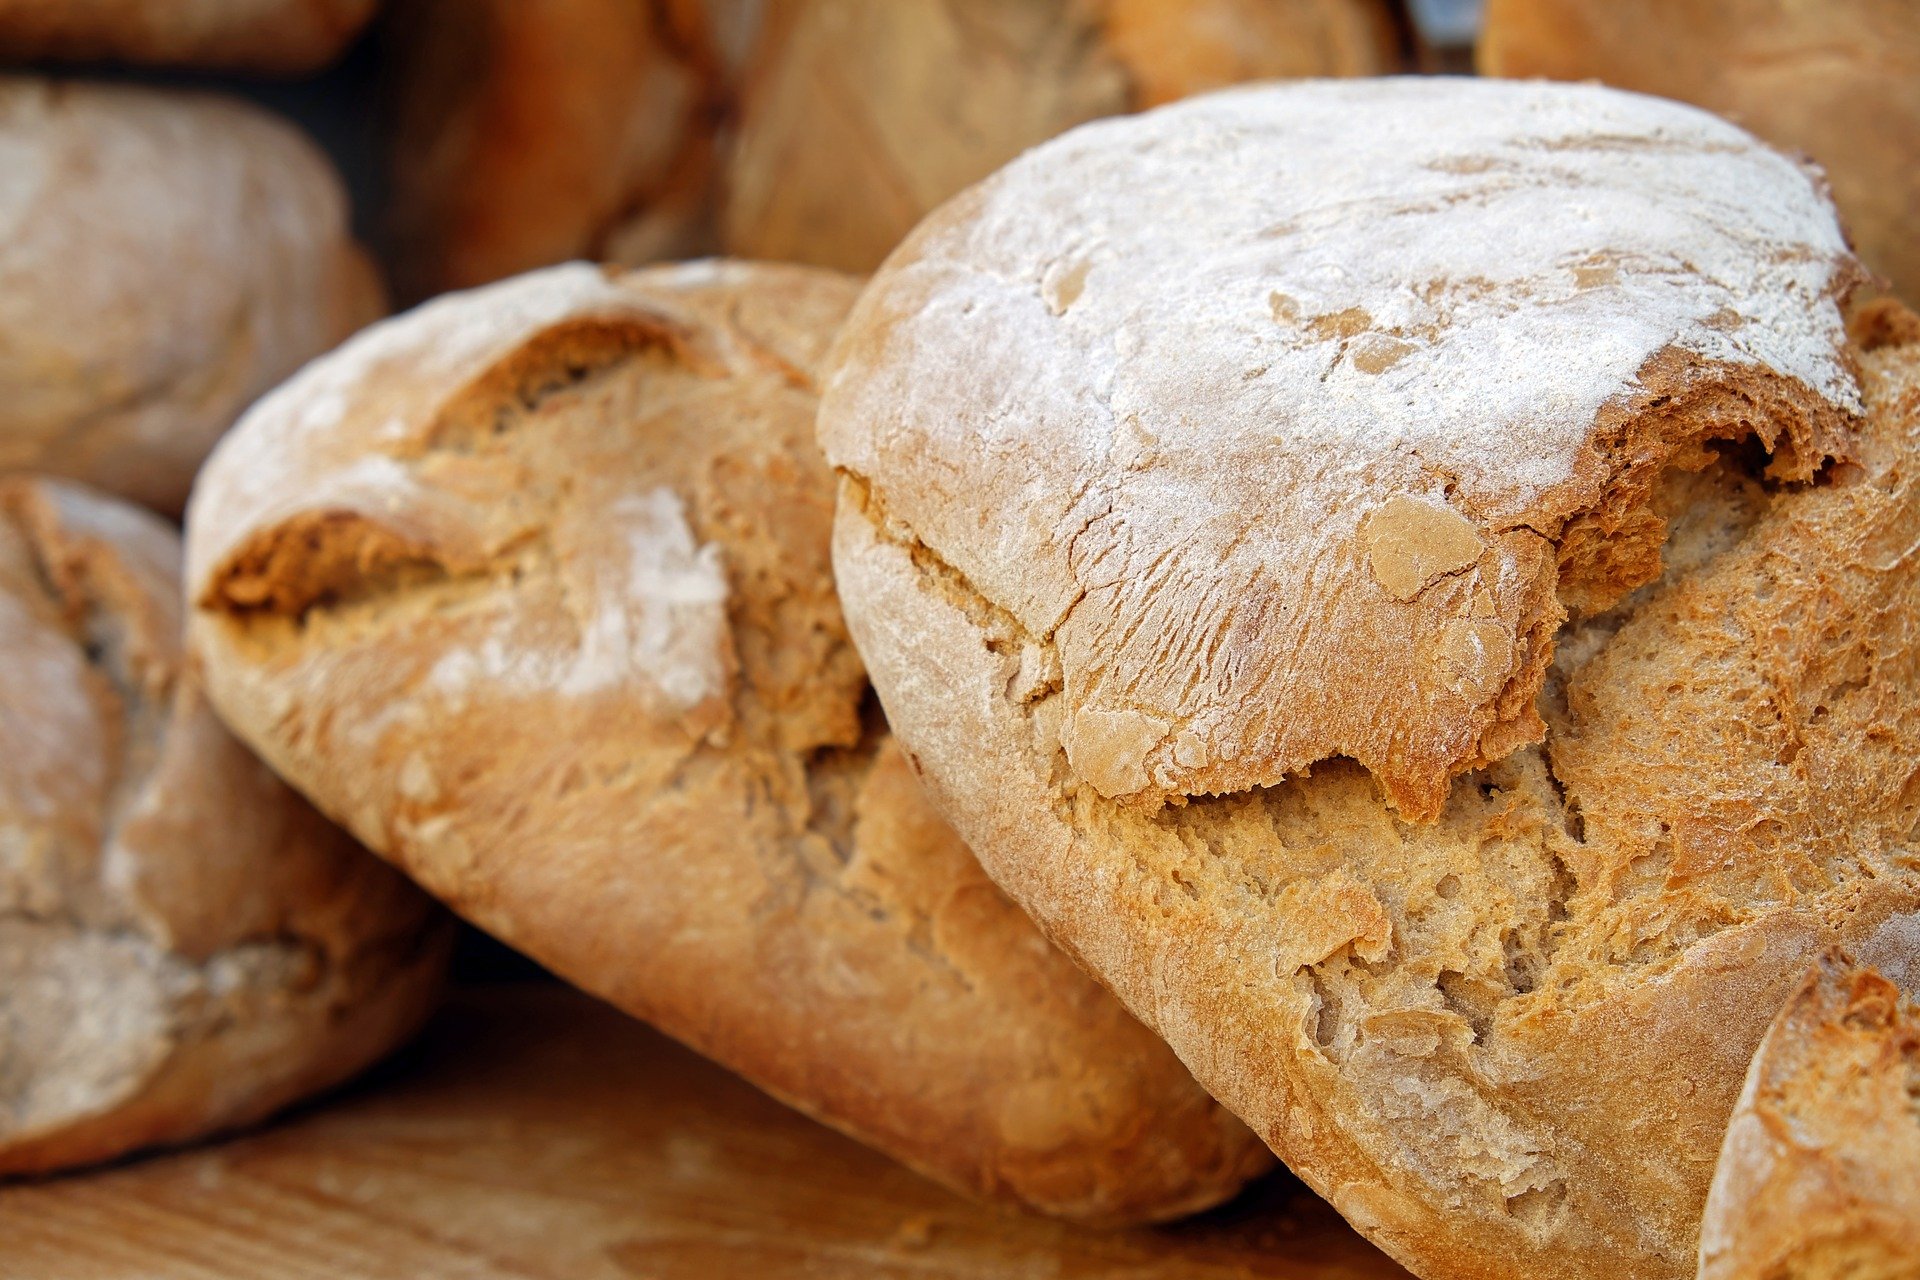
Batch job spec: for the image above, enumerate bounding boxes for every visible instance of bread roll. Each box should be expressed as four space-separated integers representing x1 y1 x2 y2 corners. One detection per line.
1698 949 1920 1280
1478 0 1920 306
820 79 1920 1279
182 260 1272 1223
0 476 446 1178
722 0 1403 273
0 80 383 515
386 0 1400 295
0 0 377 73
386 0 753 301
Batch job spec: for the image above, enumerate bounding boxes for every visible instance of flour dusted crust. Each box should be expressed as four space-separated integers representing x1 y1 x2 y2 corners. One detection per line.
1698 949 1920 1280
0 0 377 73
1480 0 1920 308
0 477 445 1178
822 78 1864 821
824 79 1920 1278
0 80 382 515
184 260 1270 1223
386 0 756 300
722 0 1402 273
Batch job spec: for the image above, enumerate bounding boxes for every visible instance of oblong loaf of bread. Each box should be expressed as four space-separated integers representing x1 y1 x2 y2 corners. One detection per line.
0 476 447 1178
820 79 1920 1278
1698 948 1920 1280
0 0 378 73
0 79 383 514
183 260 1272 1223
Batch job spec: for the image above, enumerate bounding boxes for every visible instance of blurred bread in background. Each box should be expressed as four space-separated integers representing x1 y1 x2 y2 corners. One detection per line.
1698 948 1920 1279
1479 0 1920 304
0 476 447 1178
387 0 1402 295
0 0 379 74
0 79 383 514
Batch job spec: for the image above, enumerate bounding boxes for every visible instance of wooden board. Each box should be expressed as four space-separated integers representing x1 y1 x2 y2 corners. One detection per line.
0 984 1410 1279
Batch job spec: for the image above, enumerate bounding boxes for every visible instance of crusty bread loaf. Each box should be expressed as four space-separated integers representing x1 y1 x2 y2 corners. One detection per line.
0 476 446 1178
1698 949 1920 1280
182 260 1272 1223
722 0 1403 273
385 0 1399 295
0 79 383 515
386 0 754 301
819 79 1920 1278
0 0 377 73
1478 0 1920 306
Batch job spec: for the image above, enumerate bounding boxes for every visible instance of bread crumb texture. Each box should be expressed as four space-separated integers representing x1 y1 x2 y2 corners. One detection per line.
821 79 1920 1279
1698 948 1920 1280
0 476 445 1178
184 260 1272 1224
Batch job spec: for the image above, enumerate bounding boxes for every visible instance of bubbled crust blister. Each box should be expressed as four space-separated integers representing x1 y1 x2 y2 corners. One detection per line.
824 80 1920 1280
0 80 383 514
184 260 1270 1224
0 0 378 73
0 477 446 1178
1698 949 1920 1280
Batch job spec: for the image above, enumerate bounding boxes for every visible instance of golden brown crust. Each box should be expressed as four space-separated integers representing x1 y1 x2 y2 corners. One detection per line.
183 260 1271 1223
1478 0 1920 306
1697 950 1920 1280
0 79 383 515
0 476 446 1179
823 81 1920 1279
0 0 377 73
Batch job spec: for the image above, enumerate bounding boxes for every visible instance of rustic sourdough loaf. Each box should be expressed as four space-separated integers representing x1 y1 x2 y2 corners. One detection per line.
183 260 1271 1223
820 79 1920 1278
1478 0 1920 306
0 79 382 514
0 0 377 72
0 476 446 1178
1698 948 1920 1280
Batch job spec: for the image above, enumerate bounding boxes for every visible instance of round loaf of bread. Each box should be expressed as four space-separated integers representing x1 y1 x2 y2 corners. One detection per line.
1479 0 1920 308
1698 948 1920 1280
183 260 1272 1223
820 80 1920 1278
0 80 383 515
0 476 447 1178
0 0 377 74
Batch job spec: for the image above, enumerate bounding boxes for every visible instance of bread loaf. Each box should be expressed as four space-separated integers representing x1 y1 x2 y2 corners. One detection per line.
1698 949 1920 1280
1478 0 1920 306
0 79 383 514
0 476 447 1178
182 259 1272 1223
819 79 1920 1279
0 0 377 73
386 0 1400 295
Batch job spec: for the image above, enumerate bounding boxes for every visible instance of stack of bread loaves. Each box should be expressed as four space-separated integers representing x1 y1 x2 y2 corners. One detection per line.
820 77 1920 1278
385 0 1404 296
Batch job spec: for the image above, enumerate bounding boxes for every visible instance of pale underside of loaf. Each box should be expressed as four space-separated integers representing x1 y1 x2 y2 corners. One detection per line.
183 261 1271 1224
0 477 445 1178
1698 948 1920 1280
819 80 1920 1280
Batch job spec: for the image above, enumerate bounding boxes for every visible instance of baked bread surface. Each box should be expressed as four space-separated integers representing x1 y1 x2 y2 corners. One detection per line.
0 79 383 513
183 259 1271 1223
821 79 1920 1278
0 0 378 73
1698 948 1920 1280
0 476 446 1178
1479 0 1920 307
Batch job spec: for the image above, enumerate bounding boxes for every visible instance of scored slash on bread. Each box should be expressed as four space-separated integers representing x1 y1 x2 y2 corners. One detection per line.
820 79 1920 1279
0 477 447 1178
1698 948 1920 1280
182 260 1274 1223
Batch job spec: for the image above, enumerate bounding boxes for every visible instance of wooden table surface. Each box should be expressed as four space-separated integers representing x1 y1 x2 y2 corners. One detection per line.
0 984 1410 1280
